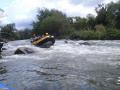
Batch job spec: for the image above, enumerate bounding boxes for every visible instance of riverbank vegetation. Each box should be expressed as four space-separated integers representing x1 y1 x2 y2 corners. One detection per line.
0 1 120 40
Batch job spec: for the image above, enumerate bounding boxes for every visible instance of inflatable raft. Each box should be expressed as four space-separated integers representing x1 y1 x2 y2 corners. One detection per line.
31 33 55 48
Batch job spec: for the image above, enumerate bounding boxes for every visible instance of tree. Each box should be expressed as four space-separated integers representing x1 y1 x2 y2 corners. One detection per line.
95 4 108 26
95 1 120 29
0 23 17 40
32 9 70 37
72 17 88 30
87 14 96 30
18 28 32 40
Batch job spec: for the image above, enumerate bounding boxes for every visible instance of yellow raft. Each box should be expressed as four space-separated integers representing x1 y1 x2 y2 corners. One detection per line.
31 33 55 48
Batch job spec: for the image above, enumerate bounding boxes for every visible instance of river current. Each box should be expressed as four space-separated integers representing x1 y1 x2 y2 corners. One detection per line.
0 40 120 90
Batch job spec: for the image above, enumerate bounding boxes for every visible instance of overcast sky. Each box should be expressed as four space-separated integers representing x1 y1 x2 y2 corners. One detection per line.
0 0 118 29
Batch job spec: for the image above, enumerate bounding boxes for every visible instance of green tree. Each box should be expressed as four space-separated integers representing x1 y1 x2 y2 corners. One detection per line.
72 17 88 30
0 23 17 40
18 28 32 40
87 14 96 30
95 4 108 26
33 9 69 37
96 1 120 29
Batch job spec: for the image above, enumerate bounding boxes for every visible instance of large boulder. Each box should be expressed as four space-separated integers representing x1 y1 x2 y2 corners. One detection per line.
14 47 34 54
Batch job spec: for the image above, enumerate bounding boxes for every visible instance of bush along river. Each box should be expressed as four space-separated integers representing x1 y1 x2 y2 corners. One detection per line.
0 40 120 90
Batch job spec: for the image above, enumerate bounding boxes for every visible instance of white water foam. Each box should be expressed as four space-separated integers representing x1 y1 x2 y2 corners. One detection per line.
1 40 120 63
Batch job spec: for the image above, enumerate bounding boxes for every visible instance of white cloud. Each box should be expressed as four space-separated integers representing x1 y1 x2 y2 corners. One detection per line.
0 0 118 29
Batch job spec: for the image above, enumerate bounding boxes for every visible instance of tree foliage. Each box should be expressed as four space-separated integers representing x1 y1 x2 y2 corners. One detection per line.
33 9 69 37
96 1 120 29
18 28 32 40
0 24 32 40
0 23 17 40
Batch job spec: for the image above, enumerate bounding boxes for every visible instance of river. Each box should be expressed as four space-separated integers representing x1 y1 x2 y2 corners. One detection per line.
0 40 120 90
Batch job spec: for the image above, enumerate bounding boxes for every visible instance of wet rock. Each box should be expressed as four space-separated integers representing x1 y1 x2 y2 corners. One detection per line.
0 38 8 43
2 48 7 50
64 40 68 44
0 67 7 74
87 79 97 85
14 49 25 54
0 42 4 52
14 47 34 54
79 42 91 45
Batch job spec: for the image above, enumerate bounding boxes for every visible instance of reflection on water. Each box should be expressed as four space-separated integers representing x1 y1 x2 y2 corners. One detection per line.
0 40 120 90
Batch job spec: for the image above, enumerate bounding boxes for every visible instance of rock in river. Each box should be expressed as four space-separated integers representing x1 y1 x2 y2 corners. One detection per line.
79 42 91 45
14 47 34 54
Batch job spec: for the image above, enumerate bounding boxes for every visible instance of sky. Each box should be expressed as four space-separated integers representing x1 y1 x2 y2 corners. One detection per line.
0 0 119 29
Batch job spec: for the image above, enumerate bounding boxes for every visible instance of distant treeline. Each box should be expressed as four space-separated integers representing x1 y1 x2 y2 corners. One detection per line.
0 24 32 41
0 0 120 40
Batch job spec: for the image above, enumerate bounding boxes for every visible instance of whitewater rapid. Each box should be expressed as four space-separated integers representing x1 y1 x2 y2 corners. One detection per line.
0 40 120 90
2 40 120 63
2 40 120 55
